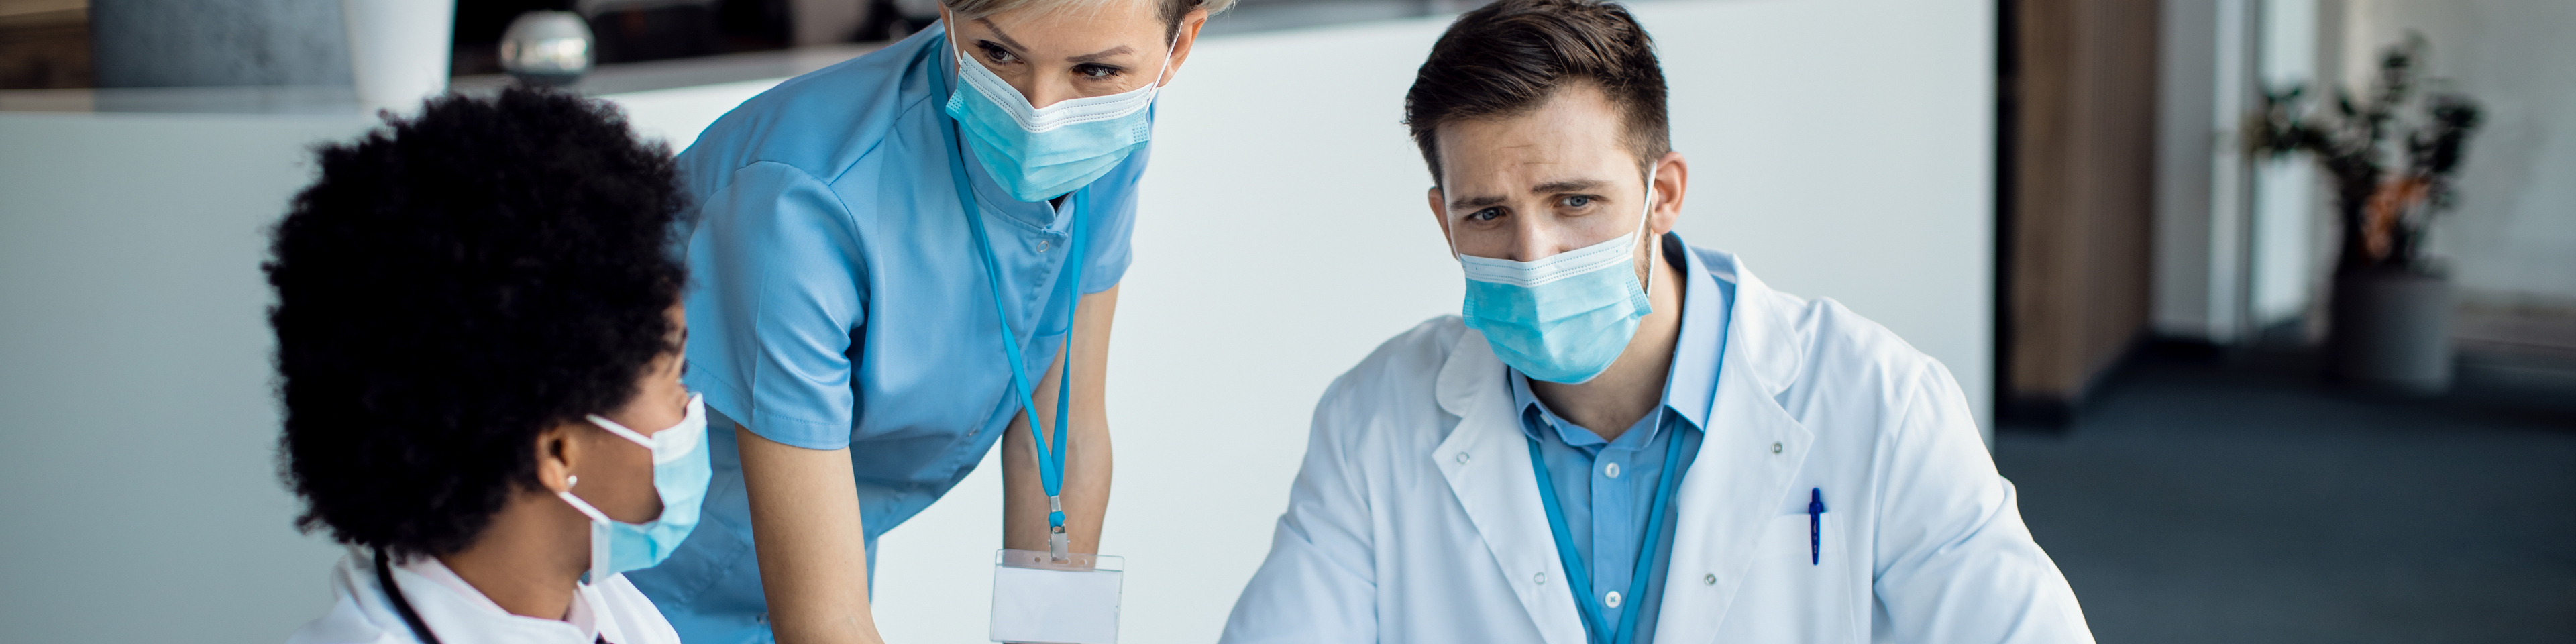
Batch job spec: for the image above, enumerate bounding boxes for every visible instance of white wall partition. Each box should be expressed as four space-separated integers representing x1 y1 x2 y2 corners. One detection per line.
2249 0 2325 332
0 112 372 643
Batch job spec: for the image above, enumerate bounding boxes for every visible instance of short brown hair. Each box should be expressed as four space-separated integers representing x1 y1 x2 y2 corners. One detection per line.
1403 0 1670 186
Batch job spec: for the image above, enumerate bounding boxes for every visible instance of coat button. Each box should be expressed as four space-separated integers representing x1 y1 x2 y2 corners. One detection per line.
1703 573 1717 585
1455 452 1470 465
1604 462 1621 478
1772 441 1783 454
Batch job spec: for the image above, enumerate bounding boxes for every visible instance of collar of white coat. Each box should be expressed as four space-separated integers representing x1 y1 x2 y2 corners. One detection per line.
1430 244 1814 644
305 547 629 644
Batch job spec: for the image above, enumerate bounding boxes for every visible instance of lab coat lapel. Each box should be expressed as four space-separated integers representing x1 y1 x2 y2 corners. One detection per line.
1652 255 1814 644
1432 329 1589 644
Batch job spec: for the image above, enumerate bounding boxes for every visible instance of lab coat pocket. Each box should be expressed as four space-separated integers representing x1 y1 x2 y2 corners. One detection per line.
1711 512 1861 643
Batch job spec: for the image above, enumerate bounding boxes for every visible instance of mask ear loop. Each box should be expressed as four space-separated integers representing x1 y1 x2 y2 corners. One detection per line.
555 475 614 586
585 415 657 450
1148 28 1181 91
1638 166 1660 303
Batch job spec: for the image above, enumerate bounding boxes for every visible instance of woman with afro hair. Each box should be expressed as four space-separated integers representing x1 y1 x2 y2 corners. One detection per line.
272 87 703 644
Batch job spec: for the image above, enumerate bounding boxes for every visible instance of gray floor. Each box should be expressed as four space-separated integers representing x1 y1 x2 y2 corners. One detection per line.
1995 354 2576 643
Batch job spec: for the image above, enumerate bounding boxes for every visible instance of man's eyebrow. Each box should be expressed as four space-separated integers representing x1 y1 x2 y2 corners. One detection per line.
1068 45 1135 64
974 18 1029 52
1448 194 1509 211
1532 178 1609 195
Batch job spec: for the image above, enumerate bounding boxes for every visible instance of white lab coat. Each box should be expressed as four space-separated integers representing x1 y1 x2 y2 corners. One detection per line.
286 547 684 644
1220 250 2092 644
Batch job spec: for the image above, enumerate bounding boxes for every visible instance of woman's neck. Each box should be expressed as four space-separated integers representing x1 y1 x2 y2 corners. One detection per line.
436 490 591 620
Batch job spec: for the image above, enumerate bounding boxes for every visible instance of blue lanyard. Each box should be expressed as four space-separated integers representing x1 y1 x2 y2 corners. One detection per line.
1527 412 1687 644
934 40 1085 560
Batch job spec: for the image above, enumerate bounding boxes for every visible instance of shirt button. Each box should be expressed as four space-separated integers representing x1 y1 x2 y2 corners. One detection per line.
1703 573 1717 586
1772 441 1784 454
1534 572 1548 585
1604 462 1621 478
1036 239 1051 252
1604 591 1623 608
1455 452 1470 465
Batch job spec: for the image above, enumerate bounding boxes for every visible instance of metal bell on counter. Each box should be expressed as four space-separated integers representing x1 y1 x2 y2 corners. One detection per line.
498 11 594 87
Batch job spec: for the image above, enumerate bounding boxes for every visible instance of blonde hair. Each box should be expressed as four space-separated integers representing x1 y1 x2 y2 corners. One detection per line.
941 0 1235 25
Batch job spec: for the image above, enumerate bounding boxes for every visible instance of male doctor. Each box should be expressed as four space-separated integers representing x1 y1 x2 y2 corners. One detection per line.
1219 1 2094 643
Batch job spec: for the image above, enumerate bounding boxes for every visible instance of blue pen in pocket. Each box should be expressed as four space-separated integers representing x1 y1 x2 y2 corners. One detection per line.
1809 488 1826 565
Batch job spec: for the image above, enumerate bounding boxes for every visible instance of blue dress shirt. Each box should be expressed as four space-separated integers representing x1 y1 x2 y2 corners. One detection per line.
1510 232 1732 644
627 23 1147 644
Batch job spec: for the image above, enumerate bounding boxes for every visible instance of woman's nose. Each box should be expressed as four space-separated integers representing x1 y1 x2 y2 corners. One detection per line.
1017 75 1082 111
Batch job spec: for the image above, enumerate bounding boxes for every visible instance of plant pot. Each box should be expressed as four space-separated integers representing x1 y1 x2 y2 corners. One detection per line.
2328 267 2455 394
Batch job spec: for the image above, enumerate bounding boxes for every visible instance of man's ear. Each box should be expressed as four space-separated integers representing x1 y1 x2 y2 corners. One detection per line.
1159 8 1212 87
531 423 580 494
1648 151 1688 236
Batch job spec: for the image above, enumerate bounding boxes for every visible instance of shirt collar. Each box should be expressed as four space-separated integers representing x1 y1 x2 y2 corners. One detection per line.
390 553 607 643
1509 231 1731 445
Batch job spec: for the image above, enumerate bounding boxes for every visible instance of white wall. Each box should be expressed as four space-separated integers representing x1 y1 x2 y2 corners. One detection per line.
0 112 371 642
2249 0 2326 330
0 1 1993 641
2157 0 2223 340
2341 0 2576 307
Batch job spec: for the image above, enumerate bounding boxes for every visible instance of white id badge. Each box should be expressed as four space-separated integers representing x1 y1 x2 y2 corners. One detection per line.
989 549 1124 644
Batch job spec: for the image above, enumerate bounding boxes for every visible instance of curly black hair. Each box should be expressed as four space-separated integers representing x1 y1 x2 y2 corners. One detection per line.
266 87 688 558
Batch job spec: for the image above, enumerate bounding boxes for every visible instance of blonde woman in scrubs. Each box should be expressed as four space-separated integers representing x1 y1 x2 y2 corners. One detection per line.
623 1 1231 642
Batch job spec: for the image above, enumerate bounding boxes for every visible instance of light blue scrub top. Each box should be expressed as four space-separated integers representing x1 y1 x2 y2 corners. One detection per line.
1509 233 1731 644
627 23 1146 644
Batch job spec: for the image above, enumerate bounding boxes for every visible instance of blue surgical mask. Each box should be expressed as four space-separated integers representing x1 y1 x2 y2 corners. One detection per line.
1456 175 1659 384
943 31 1171 202
557 392 710 582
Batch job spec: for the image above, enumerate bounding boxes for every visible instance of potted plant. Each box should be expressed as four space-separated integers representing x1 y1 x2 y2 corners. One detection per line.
2248 32 2483 394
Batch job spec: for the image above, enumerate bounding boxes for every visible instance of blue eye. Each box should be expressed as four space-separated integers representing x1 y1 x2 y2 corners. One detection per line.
1468 208 1503 221
1562 195 1592 208
1077 64 1123 80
